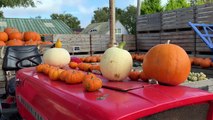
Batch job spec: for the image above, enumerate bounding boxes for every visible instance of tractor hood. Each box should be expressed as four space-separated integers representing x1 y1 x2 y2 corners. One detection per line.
16 67 213 120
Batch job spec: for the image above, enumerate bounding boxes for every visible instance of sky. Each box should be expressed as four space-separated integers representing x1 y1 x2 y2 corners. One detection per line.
1 0 168 28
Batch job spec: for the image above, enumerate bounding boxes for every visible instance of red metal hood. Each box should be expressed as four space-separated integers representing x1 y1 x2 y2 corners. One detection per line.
16 67 213 120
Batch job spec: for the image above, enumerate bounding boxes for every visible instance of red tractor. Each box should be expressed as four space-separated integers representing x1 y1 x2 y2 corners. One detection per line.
1 46 213 120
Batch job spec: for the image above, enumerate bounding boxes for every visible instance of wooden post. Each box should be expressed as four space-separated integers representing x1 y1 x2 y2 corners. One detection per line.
108 0 117 47
136 0 141 52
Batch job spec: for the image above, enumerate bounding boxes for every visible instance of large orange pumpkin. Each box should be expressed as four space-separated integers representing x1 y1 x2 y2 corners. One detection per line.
0 32 8 42
0 41 6 46
24 31 41 41
4 27 19 35
6 39 24 46
8 32 23 40
142 41 191 85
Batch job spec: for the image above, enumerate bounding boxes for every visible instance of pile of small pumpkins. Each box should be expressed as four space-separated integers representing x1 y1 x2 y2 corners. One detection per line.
36 63 102 92
79 56 101 63
189 57 213 68
0 27 53 46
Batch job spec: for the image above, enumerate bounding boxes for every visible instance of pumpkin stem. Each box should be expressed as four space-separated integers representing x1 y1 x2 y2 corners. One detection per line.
166 40 170 44
118 41 126 49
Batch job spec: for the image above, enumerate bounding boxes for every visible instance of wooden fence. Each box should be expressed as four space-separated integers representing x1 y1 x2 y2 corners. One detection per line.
53 34 136 55
137 3 213 55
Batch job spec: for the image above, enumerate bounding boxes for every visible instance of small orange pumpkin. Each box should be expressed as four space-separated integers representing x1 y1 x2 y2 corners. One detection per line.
69 62 78 69
48 68 64 81
59 70 70 81
193 57 203 66
78 63 91 72
200 58 212 68
128 69 140 81
83 74 102 92
65 70 85 84
36 64 45 73
143 40 191 85
89 65 101 72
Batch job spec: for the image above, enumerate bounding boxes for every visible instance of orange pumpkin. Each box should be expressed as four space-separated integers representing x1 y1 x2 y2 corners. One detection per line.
142 40 191 86
25 40 39 46
78 63 91 72
0 41 6 46
6 39 24 46
89 64 101 72
128 69 140 81
4 27 19 35
84 73 97 80
200 58 212 68
65 70 85 84
69 62 78 69
83 74 102 92
0 32 8 42
90 57 97 63
48 68 62 81
36 64 45 73
24 31 40 41
8 32 23 40
59 70 69 81
35 33 41 41
193 57 203 66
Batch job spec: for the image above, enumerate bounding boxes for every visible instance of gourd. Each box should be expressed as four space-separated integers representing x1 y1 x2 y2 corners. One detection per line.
187 72 207 81
143 40 191 86
100 42 133 81
55 39 62 48
43 48 70 67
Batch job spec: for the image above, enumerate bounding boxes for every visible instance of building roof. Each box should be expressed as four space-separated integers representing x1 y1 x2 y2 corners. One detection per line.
0 18 72 34
81 21 109 34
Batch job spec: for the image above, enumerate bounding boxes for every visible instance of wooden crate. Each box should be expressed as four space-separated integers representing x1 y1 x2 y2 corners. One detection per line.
53 34 90 53
161 30 195 52
196 3 213 24
123 35 136 51
137 13 161 32
137 32 160 51
162 7 194 30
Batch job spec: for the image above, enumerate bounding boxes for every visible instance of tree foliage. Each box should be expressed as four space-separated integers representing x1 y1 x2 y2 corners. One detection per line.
141 0 163 15
91 7 124 23
165 0 190 11
120 5 137 34
0 11 4 18
0 0 38 8
91 6 137 34
50 13 81 29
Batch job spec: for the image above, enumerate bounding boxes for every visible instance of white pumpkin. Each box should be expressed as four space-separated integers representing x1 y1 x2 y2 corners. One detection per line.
100 42 133 81
43 48 70 67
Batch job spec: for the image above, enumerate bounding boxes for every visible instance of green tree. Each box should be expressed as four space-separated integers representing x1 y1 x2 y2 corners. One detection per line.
165 0 190 11
141 0 163 15
0 0 39 8
120 5 137 34
50 13 81 29
0 11 4 18
91 7 124 23
0 0 40 19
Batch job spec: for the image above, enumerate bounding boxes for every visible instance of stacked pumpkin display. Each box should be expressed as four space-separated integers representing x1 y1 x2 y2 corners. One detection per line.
0 27 53 46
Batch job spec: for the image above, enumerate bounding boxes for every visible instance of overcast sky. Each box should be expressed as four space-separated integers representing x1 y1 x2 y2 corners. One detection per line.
1 0 168 28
